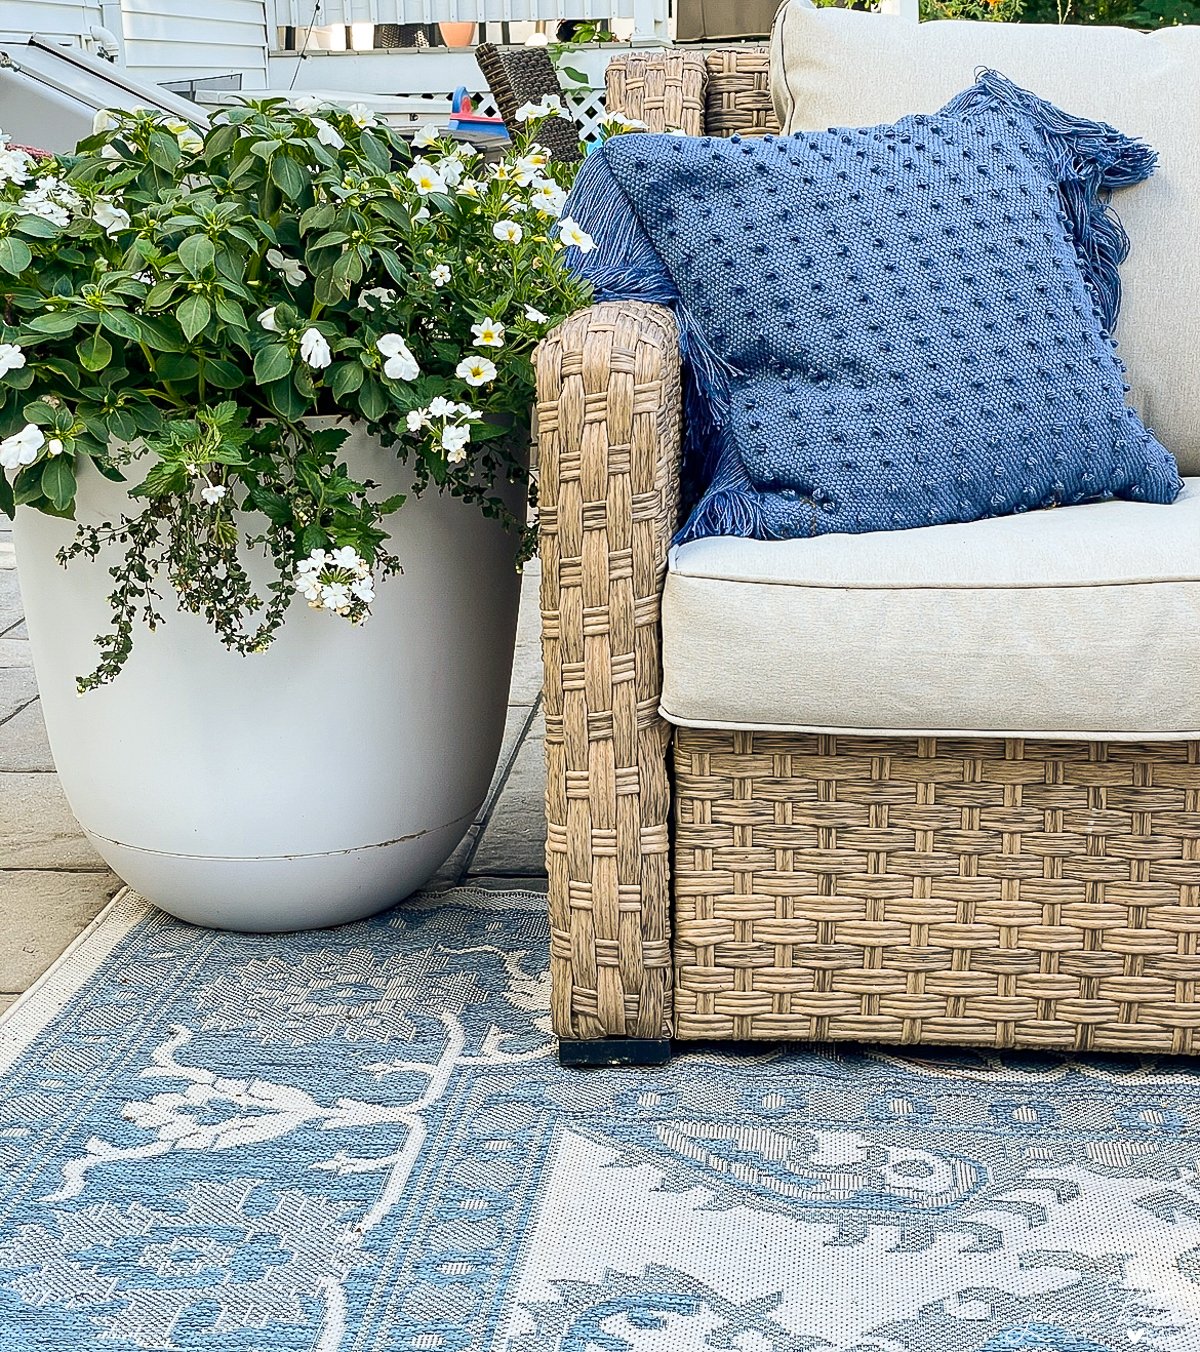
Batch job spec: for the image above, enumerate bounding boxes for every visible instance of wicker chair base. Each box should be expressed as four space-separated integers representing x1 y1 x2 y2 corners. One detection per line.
673 729 1200 1053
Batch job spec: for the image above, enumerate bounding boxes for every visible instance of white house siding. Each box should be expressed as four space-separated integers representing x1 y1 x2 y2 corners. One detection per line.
1 1 105 44
118 0 270 87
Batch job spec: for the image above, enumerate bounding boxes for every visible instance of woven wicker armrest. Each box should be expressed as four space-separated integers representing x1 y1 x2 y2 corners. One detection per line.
605 50 708 136
536 301 683 1040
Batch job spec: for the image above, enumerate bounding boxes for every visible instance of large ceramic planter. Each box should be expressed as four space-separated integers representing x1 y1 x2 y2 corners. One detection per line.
13 422 524 931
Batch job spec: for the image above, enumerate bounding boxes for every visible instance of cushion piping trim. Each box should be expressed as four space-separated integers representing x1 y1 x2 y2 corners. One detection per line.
658 705 1200 742
666 568 1200 592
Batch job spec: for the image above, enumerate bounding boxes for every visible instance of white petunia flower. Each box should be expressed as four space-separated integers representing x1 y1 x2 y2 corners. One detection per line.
357 286 396 311
257 307 278 331
412 123 442 149
457 178 483 200
523 305 549 324
436 155 465 188
346 103 375 128
0 344 25 378
0 423 44 470
492 219 522 244
512 153 548 186
91 109 119 135
515 93 562 122
427 396 455 418
530 182 567 217
558 217 595 253
406 409 427 432
430 264 451 288
266 248 306 287
93 198 131 236
312 119 345 150
291 94 324 114
377 333 419 381
299 327 332 369
600 112 648 133
407 159 446 196
470 318 505 349
413 206 431 222
99 144 122 161
456 356 497 387
441 424 471 462
200 483 226 505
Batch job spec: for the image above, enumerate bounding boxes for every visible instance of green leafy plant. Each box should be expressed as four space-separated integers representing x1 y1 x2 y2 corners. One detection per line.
546 23 618 94
0 101 593 690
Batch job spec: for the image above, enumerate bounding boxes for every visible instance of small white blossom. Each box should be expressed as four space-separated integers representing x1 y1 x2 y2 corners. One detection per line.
0 423 44 471
200 483 226 505
430 264 451 288
0 135 32 187
441 424 471 462
0 344 25 379
346 103 375 128
99 144 122 162
427 396 456 418
377 333 419 381
523 305 549 325
358 287 396 312
457 178 483 200
299 327 332 369
530 182 567 217
91 109 119 135
492 219 523 244
436 155 465 188
515 94 562 121
46 438 64 457
406 409 428 432
323 582 351 611
257 307 278 332
456 356 497 387
558 217 595 253
471 318 505 349
312 119 345 150
512 153 548 186
412 124 442 149
291 94 324 114
407 160 446 196
266 248 306 287
600 112 648 133
93 198 131 236
351 578 375 603
413 206 431 222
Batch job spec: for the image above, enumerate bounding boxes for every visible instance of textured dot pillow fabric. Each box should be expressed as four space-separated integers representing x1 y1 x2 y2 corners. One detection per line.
565 72 1183 542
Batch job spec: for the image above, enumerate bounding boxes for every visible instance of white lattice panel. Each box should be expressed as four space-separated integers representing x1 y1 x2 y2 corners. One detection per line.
271 0 668 38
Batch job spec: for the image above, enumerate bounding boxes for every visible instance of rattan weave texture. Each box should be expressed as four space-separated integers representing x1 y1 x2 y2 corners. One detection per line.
604 51 707 136
475 42 582 162
674 730 1200 1052
704 48 779 138
536 302 682 1039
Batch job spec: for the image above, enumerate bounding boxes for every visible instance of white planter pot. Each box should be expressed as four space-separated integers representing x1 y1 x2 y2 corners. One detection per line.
13 422 525 931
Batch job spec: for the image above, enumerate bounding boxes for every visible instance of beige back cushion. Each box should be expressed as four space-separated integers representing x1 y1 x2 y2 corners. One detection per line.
770 4 1200 475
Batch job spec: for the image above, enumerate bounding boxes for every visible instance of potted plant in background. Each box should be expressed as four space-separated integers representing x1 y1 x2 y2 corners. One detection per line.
0 101 592 930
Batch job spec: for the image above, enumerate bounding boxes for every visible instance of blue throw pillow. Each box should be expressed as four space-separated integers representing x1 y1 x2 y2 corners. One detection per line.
564 72 1183 542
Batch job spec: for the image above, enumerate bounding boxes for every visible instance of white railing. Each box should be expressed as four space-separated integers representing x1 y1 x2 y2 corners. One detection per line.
269 0 670 40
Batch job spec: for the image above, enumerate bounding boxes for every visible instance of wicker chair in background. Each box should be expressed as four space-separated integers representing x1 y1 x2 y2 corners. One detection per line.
535 50 1200 1066
475 42 583 162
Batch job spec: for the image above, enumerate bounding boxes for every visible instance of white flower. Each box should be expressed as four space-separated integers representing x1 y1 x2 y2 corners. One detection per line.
600 112 648 133
515 93 562 122
492 219 523 244
412 123 441 149
350 577 375 603
346 103 375 128
200 483 226 505
312 119 345 150
17 176 82 228
523 305 549 324
457 178 483 200
427 396 456 418
471 318 505 349
266 248 306 287
512 153 548 186
93 198 131 236
405 409 426 432
330 545 361 570
257 307 278 332
456 356 497 387
0 137 31 187
377 333 419 381
299 327 332 369
413 206 431 222
357 286 396 311
92 109 119 135
323 582 351 611
0 344 25 379
99 144 122 162
430 264 451 288
46 438 64 457
441 424 471 462
436 155 465 188
0 423 44 470
524 31 550 47
407 160 446 196
558 217 595 253
291 94 324 114
530 182 567 217
166 120 203 154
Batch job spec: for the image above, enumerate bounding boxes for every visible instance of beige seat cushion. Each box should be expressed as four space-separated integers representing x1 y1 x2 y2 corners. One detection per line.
660 482 1200 737
770 4 1200 477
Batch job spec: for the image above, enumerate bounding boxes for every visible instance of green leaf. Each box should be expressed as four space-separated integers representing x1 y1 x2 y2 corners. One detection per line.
249 485 292 524
25 311 78 336
360 132 391 172
178 294 212 342
300 523 328 555
253 343 292 385
299 203 336 235
41 455 76 513
357 380 387 422
98 308 142 342
148 131 182 172
143 282 176 310
0 237 32 276
270 154 306 200
12 216 58 239
330 361 364 399
265 375 307 420
201 357 245 389
0 470 13 519
178 234 216 277
12 462 43 506
78 331 112 372
106 408 140 442
155 353 199 382
136 315 186 352
212 295 247 329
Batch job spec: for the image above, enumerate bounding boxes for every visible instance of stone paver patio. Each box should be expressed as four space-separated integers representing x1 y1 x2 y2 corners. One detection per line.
0 543 548 1015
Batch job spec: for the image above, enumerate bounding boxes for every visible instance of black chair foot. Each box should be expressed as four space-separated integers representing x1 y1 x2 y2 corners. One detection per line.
558 1037 673 1068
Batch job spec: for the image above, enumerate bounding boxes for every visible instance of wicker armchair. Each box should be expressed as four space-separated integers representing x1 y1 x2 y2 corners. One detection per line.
536 50 1200 1066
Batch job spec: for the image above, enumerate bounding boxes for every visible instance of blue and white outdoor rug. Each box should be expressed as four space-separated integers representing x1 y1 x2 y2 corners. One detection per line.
4 887 1200 1351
